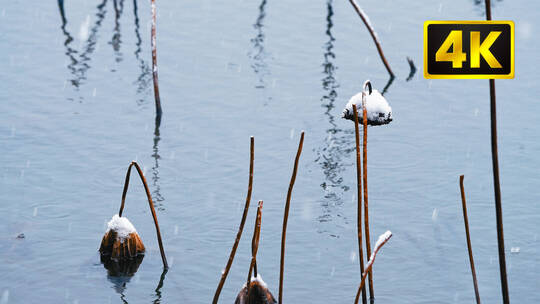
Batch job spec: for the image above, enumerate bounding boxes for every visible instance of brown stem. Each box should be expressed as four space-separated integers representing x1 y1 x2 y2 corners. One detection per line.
484 2 509 303
118 161 168 269
362 103 373 300
352 104 367 304
460 175 481 304
213 137 255 304
279 131 305 304
251 200 262 278
247 201 263 293
151 0 162 116
354 232 392 304
347 0 394 78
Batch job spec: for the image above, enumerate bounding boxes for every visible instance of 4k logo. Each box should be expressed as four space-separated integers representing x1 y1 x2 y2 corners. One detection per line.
424 21 514 79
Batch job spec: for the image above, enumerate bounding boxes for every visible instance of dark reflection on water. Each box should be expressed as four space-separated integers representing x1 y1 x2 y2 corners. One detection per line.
78 0 109 86
102 255 144 276
110 0 125 66
108 274 132 303
152 114 165 210
315 0 354 230
381 75 395 96
249 0 270 91
133 0 152 104
152 268 168 304
405 57 417 82
106 265 168 304
58 0 151 101
57 0 80 89
471 0 503 14
57 0 109 93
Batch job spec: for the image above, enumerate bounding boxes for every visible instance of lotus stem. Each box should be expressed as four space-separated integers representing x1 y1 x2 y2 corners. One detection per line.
361 87 374 300
279 131 305 304
348 0 394 78
459 175 481 304
247 201 263 293
151 0 162 116
484 1 509 303
354 231 392 304
213 137 255 304
118 161 168 269
352 104 367 304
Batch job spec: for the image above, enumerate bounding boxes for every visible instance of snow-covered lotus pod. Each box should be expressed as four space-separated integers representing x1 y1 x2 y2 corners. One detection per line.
342 80 392 126
100 214 145 263
235 274 277 304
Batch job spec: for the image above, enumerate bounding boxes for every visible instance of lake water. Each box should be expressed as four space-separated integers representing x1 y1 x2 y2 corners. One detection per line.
1 0 539 303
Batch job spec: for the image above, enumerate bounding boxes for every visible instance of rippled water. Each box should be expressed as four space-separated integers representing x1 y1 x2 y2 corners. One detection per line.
1 0 539 303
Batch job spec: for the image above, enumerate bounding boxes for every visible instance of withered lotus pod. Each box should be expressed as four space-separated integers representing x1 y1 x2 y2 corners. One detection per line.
99 161 168 276
100 215 146 259
235 277 276 304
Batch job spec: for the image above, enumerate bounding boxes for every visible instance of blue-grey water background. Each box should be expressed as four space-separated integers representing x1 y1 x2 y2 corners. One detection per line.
1 0 539 303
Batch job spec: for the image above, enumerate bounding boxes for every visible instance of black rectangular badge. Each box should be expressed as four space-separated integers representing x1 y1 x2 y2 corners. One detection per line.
424 21 514 79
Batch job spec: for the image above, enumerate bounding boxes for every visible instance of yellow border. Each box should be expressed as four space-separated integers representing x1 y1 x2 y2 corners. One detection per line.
423 20 514 79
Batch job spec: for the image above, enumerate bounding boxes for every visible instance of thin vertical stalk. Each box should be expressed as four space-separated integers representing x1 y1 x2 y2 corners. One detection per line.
213 137 255 304
247 201 263 292
118 161 168 269
484 1 509 303
347 0 394 78
251 199 262 278
362 102 374 300
352 104 367 304
459 175 481 304
151 0 162 116
279 131 305 304
354 231 392 304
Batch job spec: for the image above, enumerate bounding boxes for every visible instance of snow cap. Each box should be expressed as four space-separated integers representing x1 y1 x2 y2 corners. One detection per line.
342 89 392 125
241 273 268 289
106 214 137 241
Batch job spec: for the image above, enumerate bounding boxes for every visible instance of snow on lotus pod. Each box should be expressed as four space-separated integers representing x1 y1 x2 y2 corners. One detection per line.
235 274 277 304
99 214 145 275
342 81 392 126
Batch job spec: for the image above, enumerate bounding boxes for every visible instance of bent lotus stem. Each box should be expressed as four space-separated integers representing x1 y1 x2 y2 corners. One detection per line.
279 131 305 304
352 104 367 304
361 83 374 300
354 231 392 304
460 175 481 304
247 201 263 292
118 161 168 269
347 0 394 78
213 136 255 304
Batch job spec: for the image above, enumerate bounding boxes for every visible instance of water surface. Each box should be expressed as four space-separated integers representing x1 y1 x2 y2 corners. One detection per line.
1 0 539 303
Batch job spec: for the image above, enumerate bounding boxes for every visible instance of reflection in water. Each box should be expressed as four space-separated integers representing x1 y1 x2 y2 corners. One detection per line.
152 268 168 304
133 0 152 104
57 0 109 91
249 0 270 90
315 0 354 229
381 75 395 96
406 56 417 82
106 265 168 304
77 0 109 85
152 114 165 210
57 0 80 89
58 0 151 96
108 274 132 304
473 0 502 6
110 0 125 65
